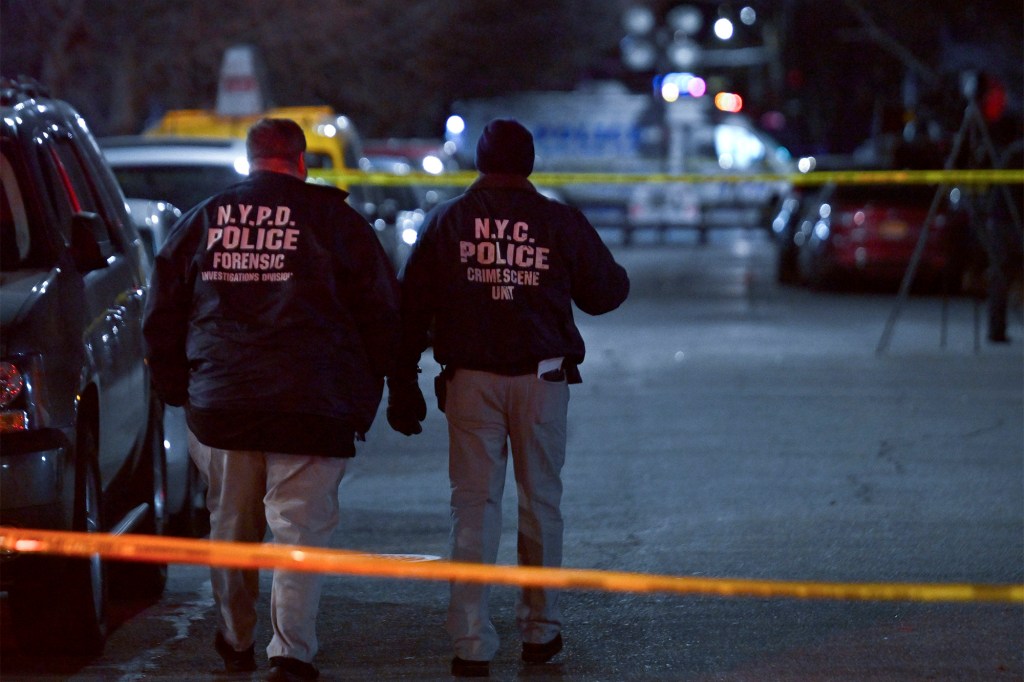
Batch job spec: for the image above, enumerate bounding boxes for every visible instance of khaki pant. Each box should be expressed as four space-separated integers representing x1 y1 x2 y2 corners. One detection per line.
443 369 569 661
189 431 347 664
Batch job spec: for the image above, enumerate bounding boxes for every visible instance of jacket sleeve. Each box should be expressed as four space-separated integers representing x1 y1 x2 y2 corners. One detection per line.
143 210 202 406
566 209 630 315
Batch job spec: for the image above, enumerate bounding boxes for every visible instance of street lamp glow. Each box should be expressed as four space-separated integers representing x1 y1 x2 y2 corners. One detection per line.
661 81 681 102
621 35 657 71
421 155 444 175
446 115 465 136
623 5 656 35
667 5 703 35
714 18 734 40
668 37 700 69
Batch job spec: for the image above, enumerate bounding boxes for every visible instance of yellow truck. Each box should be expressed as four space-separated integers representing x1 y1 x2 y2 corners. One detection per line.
145 104 364 188
143 104 407 266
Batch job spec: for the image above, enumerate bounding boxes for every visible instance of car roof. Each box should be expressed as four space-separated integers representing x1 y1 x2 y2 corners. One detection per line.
362 154 415 173
99 136 249 166
2 88 83 143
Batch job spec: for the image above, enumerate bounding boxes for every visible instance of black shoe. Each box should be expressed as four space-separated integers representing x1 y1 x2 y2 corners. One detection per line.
522 633 563 664
214 631 257 673
451 656 490 677
266 656 319 681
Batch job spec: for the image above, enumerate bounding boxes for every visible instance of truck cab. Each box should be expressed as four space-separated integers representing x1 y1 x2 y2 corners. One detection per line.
145 105 365 191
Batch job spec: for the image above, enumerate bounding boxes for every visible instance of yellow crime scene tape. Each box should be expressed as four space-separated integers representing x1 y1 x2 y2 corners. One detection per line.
1 527 1020 604
314 168 1024 188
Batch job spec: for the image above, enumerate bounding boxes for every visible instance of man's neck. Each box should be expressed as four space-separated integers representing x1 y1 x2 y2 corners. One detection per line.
250 158 305 180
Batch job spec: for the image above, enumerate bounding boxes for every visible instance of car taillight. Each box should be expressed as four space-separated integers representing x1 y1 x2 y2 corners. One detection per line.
0 360 29 431
0 361 24 407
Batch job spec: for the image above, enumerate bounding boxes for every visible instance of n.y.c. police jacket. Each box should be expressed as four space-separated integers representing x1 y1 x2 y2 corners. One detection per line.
397 174 629 382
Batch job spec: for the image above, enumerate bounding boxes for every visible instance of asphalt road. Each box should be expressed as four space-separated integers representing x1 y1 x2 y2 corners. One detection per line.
2 228 1022 681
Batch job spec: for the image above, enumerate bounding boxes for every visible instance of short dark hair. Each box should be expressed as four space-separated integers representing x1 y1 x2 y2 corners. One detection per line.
246 118 306 163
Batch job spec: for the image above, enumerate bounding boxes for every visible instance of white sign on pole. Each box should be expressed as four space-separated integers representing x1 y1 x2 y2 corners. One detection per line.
215 45 265 117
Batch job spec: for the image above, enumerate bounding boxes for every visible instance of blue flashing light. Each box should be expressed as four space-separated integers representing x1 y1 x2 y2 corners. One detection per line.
653 72 707 101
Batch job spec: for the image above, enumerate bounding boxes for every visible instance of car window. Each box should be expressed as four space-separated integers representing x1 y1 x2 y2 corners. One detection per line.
111 164 246 213
0 148 33 271
34 141 79 243
305 151 333 169
342 134 363 171
43 136 116 249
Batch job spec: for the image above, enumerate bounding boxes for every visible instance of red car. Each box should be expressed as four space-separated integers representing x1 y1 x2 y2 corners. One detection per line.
793 182 969 291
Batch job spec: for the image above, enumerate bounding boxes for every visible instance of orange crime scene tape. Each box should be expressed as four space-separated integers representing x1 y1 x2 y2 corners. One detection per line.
1 527 1020 604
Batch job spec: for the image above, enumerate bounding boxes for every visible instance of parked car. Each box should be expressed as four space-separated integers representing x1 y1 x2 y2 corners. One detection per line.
359 154 431 270
120 198 209 540
0 77 173 654
125 197 181 262
791 181 969 291
772 154 880 284
102 136 400 269
362 136 463 207
770 186 807 283
101 135 251 213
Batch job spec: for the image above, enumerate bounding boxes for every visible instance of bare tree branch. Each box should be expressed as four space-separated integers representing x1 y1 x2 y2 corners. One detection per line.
840 0 940 86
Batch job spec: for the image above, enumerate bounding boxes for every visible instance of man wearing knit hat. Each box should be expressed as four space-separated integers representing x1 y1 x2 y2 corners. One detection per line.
386 118 630 677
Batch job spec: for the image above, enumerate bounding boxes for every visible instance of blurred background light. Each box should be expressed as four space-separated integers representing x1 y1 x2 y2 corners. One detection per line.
421 154 444 175
714 91 743 112
445 115 465 136
667 5 703 35
713 17 734 40
622 5 656 35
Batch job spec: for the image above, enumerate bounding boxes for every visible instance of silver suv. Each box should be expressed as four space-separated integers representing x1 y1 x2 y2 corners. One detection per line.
0 77 182 655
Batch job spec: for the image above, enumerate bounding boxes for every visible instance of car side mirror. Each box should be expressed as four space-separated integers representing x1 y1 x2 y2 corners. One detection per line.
70 212 110 272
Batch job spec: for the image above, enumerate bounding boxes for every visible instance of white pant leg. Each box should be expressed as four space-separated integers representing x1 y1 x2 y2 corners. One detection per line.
264 453 346 663
189 431 266 651
445 370 510 661
508 373 568 644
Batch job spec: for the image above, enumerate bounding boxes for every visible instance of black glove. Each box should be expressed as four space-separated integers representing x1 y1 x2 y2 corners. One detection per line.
387 379 427 436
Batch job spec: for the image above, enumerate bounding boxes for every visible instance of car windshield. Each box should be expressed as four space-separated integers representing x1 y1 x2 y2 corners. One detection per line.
111 164 246 213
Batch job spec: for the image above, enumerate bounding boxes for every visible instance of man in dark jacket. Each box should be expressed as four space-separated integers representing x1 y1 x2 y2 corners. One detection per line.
387 118 629 677
144 118 400 682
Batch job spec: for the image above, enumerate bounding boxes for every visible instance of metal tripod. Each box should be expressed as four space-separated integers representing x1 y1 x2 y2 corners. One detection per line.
875 97 1023 354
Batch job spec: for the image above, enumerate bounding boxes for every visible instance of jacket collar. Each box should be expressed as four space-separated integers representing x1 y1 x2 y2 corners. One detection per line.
249 169 349 198
469 174 537 192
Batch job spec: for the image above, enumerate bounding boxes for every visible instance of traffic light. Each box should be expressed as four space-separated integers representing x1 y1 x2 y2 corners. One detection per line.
979 74 1007 123
714 92 743 113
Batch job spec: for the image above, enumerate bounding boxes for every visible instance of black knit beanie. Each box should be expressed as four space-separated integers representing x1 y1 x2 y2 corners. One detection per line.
475 118 535 176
